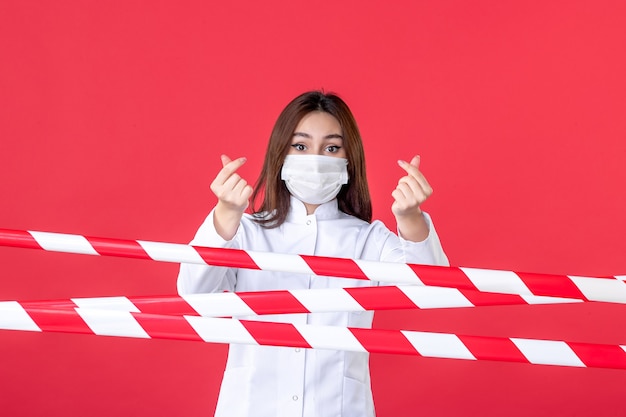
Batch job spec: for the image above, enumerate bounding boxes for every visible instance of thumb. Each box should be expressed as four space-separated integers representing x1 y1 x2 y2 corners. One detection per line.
410 155 421 168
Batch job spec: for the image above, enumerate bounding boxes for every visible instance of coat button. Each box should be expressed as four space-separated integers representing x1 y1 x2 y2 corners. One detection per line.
292 395 299 401
306 220 311 225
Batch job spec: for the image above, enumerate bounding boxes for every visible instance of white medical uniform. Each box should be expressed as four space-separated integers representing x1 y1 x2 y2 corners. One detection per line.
177 197 448 417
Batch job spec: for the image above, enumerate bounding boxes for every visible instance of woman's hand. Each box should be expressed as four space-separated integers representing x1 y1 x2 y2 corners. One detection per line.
210 154 253 240
391 155 432 242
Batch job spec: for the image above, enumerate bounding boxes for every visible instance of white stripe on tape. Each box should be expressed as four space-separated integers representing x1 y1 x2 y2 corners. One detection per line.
185 316 258 345
295 323 367 352
182 293 255 317
460 267 532 295
354 260 421 284
71 297 141 312
511 338 585 367
519 294 582 305
76 308 150 338
290 288 365 313
246 251 314 275
137 241 206 264
29 231 99 256
568 276 626 303
399 286 474 309
0 301 41 331
402 331 476 360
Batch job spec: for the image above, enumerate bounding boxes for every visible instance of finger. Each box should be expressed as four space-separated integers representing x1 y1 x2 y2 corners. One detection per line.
214 156 248 185
391 188 407 205
398 156 421 175
221 173 243 192
391 185 417 213
394 182 417 203
397 178 431 205
214 176 249 206
238 183 254 201
234 181 254 201
398 175 433 199
221 154 232 167
398 157 431 194
392 182 428 215
398 176 425 200
222 156 247 173
231 177 249 196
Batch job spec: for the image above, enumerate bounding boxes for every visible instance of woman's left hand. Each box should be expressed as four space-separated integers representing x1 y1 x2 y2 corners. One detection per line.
391 155 432 242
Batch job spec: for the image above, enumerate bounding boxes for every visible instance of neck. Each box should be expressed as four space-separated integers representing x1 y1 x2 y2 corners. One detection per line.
303 202 319 215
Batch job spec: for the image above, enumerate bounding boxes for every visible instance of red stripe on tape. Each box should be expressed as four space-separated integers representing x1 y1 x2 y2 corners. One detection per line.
87 237 152 260
516 272 589 300
350 328 417 355
129 296 199 316
132 312 204 342
22 307 93 334
460 290 527 307
458 335 530 363
345 286 416 311
409 264 477 291
194 246 260 269
20 300 77 310
301 255 368 280
241 320 312 348
0 229 41 250
569 342 626 370
239 291 310 315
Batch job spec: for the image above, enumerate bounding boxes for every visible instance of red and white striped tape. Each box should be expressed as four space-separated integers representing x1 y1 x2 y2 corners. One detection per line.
1 228 625 303
9 286 580 318
1 303 625 370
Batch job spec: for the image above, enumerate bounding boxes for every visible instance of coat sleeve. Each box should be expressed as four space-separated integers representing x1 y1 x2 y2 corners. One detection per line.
398 212 449 267
176 209 241 294
375 212 449 267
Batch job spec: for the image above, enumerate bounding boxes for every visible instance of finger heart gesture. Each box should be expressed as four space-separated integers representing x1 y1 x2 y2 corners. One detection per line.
210 154 253 213
391 155 433 218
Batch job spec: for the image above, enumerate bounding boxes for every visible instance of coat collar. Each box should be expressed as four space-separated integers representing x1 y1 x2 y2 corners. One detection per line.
286 196 341 223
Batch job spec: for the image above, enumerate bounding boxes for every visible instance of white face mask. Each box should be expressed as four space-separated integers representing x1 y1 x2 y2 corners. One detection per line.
281 155 349 205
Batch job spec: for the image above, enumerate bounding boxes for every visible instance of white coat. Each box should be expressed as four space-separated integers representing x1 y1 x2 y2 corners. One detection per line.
177 197 449 417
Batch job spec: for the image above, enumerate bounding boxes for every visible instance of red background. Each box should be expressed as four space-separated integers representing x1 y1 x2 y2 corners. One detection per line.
1 1 626 415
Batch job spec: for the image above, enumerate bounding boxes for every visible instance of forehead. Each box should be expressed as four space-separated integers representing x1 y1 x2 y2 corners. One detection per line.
294 111 342 133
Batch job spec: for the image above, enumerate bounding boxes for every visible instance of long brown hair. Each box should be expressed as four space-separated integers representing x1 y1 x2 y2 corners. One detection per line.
251 91 372 227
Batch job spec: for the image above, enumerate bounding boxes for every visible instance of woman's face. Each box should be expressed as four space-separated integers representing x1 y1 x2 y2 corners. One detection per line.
288 111 347 159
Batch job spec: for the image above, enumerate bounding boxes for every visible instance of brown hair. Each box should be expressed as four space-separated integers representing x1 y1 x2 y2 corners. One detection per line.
250 90 372 227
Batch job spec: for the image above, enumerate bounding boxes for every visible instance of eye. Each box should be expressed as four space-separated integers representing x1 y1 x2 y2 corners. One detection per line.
291 143 307 151
326 145 342 153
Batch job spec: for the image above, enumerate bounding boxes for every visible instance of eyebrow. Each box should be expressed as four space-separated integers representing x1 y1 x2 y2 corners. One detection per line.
292 132 344 140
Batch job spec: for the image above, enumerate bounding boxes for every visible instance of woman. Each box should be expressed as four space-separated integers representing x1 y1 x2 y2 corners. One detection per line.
177 91 448 417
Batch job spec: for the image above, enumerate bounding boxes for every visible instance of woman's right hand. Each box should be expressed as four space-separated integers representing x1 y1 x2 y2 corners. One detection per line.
210 154 253 240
